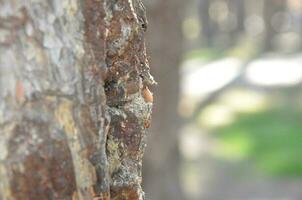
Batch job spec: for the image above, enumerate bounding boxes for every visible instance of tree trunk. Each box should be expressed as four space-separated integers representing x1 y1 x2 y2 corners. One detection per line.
199 0 214 47
143 0 185 200
263 0 286 51
0 0 154 199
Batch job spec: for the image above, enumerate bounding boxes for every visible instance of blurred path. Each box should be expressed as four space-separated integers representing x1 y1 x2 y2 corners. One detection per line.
181 124 302 200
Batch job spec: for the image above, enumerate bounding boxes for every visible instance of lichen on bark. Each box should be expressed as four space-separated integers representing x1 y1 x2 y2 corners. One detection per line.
0 0 154 199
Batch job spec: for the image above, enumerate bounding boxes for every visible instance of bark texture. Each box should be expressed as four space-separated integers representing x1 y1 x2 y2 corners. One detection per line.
0 0 154 199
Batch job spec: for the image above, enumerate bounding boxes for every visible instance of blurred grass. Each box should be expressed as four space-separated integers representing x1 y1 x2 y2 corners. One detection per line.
183 48 224 61
214 107 302 177
184 38 261 62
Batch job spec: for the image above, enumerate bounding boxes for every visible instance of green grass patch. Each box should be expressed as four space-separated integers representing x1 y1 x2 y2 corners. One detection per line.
183 48 224 62
215 107 302 177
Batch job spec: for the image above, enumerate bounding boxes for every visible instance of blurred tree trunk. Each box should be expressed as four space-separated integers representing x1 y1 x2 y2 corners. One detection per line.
263 0 286 51
231 0 246 38
234 0 246 33
0 0 154 199
143 0 185 200
199 0 214 47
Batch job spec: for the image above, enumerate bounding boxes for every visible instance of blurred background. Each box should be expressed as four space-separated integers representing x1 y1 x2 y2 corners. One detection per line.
143 0 302 199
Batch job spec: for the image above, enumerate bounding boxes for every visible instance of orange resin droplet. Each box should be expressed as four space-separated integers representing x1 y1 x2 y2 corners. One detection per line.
142 86 153 103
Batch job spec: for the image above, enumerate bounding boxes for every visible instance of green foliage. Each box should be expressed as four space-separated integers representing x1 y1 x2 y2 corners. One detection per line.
215 107 302 177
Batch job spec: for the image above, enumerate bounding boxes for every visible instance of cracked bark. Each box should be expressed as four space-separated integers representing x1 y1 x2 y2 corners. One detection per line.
0 0 153 199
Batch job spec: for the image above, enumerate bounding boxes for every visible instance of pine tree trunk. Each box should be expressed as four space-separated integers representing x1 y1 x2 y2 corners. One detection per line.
0 0 154 199
143 0 185 199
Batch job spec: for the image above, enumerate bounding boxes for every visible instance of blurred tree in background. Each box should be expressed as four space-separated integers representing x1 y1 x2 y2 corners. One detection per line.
143 0 186 199
187 0 302 53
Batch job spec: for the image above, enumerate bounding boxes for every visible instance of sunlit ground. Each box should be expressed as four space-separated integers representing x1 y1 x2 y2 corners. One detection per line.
179 53 302 200
246 55 302 86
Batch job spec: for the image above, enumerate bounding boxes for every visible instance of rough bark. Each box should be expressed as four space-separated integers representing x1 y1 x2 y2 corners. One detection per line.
0 0 154 199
